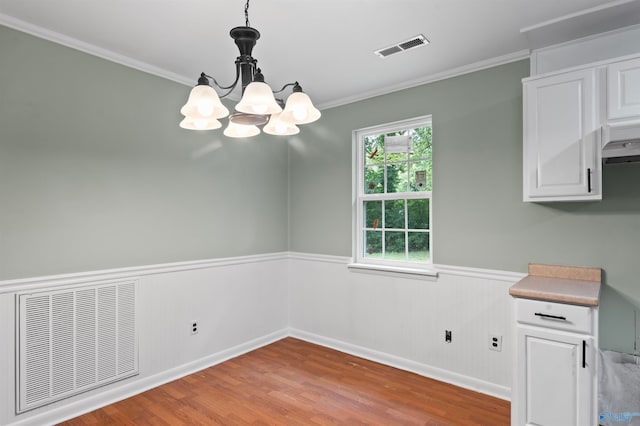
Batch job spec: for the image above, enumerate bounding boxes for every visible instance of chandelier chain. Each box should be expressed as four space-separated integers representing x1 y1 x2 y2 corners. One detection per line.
244 0 250 27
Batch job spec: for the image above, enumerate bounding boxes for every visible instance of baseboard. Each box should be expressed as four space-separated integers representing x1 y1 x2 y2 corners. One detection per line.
288 328 511 401
9 326 510 425
9 328 289 426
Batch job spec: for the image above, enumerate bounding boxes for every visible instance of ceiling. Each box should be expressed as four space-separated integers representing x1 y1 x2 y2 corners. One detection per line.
0 0 637 109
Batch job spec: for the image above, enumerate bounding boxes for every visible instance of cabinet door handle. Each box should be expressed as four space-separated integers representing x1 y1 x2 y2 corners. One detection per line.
534 312 567 321
587 168 592 193
582 340 586 368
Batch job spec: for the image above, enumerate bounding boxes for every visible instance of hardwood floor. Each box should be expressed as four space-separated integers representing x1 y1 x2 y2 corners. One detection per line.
59 338 510 425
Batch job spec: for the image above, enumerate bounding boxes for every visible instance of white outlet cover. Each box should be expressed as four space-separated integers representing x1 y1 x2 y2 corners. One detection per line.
489 334 502 352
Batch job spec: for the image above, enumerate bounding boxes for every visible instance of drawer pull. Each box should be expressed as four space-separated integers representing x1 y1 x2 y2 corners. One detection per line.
583 340 586 368
534 312 567 321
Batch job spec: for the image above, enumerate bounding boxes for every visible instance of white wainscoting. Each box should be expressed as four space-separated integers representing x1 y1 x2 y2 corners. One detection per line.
288 253 525 400
0 252 524 425
0 254 289 426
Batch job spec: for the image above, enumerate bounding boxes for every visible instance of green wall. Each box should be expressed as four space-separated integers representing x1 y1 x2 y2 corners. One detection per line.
2 24 638 352
289 60 640 353
0 25 289 279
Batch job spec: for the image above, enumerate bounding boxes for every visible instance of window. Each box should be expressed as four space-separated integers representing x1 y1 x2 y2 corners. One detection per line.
354 116 432 269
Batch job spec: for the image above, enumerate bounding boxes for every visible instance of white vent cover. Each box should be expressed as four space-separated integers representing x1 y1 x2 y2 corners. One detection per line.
374 34 429 58
17 281 138 413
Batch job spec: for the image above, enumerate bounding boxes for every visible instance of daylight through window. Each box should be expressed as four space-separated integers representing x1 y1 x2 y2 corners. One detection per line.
355 116 432 266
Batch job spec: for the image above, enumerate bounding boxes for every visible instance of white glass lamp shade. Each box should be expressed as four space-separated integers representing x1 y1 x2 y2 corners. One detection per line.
180 85 229 119
235 82 282 115
223 121 261 138
179 115 222 130
282 91 321 124
263 112 300 136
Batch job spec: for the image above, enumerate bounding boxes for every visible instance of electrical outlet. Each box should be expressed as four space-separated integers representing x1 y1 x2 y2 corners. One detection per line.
191 321 198 335
489 334 502 352
445 330 452 343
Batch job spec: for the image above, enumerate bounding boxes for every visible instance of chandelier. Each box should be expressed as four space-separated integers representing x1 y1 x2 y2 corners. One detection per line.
179 0 320 137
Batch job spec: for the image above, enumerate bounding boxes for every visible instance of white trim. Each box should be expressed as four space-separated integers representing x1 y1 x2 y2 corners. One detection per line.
0 252 289 294
435 264 526 283
287 252 352 264
531 23 640 55
7 329 288 426
0 13 195 87
289 328 511 401
8 325 512 426
347 263 438 280
1 252 525 295
317 50 530 110
520 0 639 34
288 252 525 283
523 50 640 83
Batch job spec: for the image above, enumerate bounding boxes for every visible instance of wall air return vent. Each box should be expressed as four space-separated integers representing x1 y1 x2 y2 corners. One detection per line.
16 280 138 413
374 34 429 58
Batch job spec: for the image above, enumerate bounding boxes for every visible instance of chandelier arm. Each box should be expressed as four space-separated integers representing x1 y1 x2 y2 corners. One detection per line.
272 82 299 94
203 69 241 92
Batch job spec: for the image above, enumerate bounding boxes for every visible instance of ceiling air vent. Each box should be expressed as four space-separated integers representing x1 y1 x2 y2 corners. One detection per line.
375 34 429 58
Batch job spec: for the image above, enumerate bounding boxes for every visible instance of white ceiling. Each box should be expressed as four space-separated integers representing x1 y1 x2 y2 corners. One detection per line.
0 0 637 109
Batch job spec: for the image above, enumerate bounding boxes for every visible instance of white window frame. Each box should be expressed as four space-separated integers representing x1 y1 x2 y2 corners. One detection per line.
351 115 435 276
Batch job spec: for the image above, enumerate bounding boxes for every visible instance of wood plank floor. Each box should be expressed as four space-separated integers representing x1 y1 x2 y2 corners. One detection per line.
59 338 510 425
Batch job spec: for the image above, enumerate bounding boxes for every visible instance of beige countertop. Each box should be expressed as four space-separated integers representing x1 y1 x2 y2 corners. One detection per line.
509 263 601 307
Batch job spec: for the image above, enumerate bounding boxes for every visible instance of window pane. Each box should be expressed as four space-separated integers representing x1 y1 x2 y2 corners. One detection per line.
364 230 382 258
407 199 430 230
386 152 408 163
410 160 432 192
384 232 406 260
384 200 405 229
364 135 384 165
411 127 432 160
385 163 408 193
408 232 430 261
364 201 382 228
364 166 384 194
384 132 410 163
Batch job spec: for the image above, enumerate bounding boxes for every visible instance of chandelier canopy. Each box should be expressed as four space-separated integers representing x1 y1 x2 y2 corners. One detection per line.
179 0 320 137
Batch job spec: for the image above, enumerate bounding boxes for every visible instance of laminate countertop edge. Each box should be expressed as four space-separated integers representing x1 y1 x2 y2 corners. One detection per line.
509 274 601 307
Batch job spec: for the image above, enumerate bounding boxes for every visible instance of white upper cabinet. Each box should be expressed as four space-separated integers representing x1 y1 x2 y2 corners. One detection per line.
523 68 601 202
607 57 640 120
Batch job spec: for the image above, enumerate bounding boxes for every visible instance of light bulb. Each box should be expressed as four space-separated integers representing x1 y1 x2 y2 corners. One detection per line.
194 119 209 130
252 105 268 115
197 101 214 116
275 122 287 134
292 108 308 121
282 91 320 124
238 126 250 136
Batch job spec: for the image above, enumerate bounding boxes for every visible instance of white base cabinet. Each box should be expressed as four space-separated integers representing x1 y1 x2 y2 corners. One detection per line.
512 298 598 426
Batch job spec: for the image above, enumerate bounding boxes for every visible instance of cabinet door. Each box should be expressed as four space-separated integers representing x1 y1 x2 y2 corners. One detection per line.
514 326 594 426
523 68 600 201
607 57 640 120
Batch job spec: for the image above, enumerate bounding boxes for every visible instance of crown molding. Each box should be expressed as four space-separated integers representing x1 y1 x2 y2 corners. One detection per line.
0 13 194 86
315 49 530 110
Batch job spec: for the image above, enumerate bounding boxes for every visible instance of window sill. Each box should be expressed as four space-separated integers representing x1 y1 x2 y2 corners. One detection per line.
347 263 439 281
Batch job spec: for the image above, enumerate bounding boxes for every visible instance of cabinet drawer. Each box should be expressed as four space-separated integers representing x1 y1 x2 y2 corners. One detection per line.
515 298 594 334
